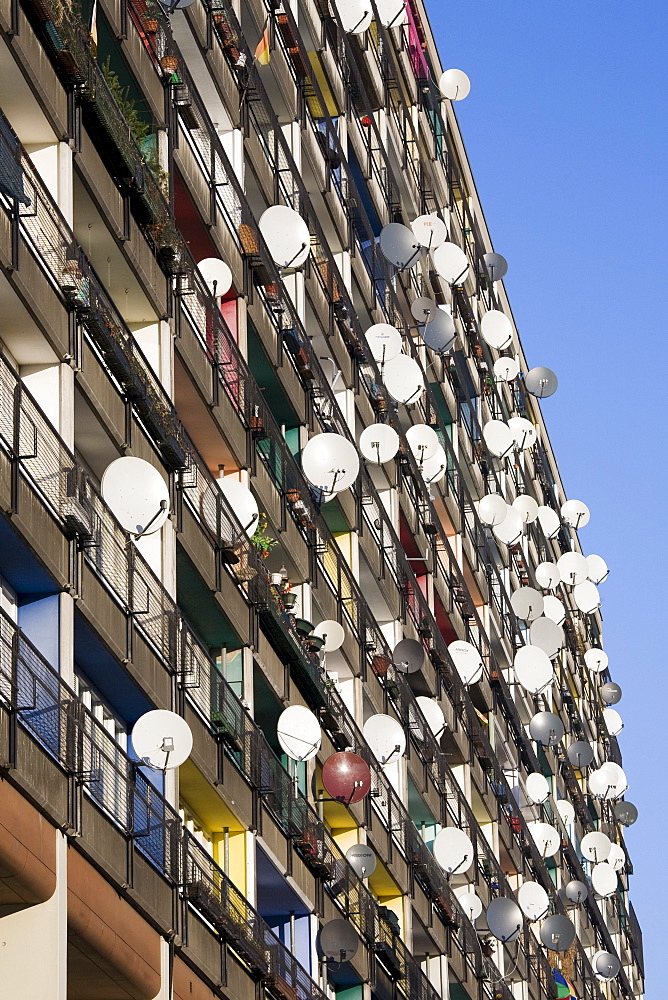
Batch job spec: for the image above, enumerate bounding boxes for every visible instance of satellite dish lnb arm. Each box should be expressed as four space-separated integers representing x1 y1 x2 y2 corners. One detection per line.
135 500 169 538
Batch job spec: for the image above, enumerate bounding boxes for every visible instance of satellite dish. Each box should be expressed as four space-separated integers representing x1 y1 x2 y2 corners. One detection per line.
588 765 624 801
345 843 376 878
600 761 628 795
480 310 513 350
591 862 618 898
406 424 440 464
218 477 259 538
537 506 561 539
332 0 372 34
258 205 310 268
556 552 588 586
586 554 609 584
510 587 544 621
375 0 406 27
603 708 623 736
540 914 575 952
101 457 170 536
584 647 608 673
478 493 508 526
556 799 575 826
542 596 565 626
535 562 560 589
561 499 590 529
411 213 447 248
528 821 560 858
393 637 424 674
593 951 621 982
277 706 322 761
529 617 564 658
483 420 515 458
319 919 359 962
432 827 474 875
486 897 523 943
512 494 539 524
448 640 484 686
600 681 622 706
411 297 437 323
580 831 611 863
322 752 372 803
517 881 549 921
564 880 588 905
525 772 550 805
365 323 402 364
482 252 508 282
514 645 553 694
420 446 447 484
524 367 558 398
415 697 446 738
432 242 469 283
607 843 625 872
131 710 192 770
197 257 233 297
379 223 421 270
383 354 424 404
313 620 345 652
359 423 400 464
573 580 600 613
438 68 471 101
508 416 536 450
493 508 523 545
422 308 456 352
566 741 594 769
529 712 564 747
456 890 483 922
614 801 638 826
301 433 360 496
493 355 519 382
363 714 406 765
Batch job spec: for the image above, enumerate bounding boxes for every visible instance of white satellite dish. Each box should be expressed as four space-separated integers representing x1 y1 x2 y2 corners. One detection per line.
603 707 623 736
379 223 421 270
529 616 564 658
580 831 610 863
218 477 259 537
510 587 544 621
432 242 469 283
421 446 447 484
131 710 193 770
589 765 626 801
359 423 400 464
480 310 513 350
456 890 483 922
383 354 424 404
365 323 402 364
438 68 471 101
277 705 322 761
556 552 588 586
415 697 446 738
102 457 170 537
537 506 561 539
599 761 628 796
561 499 590 529
375 0 406 27
332 0 372 33
493 356 519 382
478 493 508 526
197 257 233 298
535 561 561 589
514 645 553 694
512 494 539 524
493 508 523 545
508 416 536 450
363 714 406 765
448 639 484 685
584 647 608 674
586 554 609 584
432 827 474 874
482 420 514 458
591 862 618 898
301 433 360 496
528 821 560 858
556 799 575 827
486 897 523 943
542 596 565 626
525 772 550 805
406 424 440 464
312 620 345 652
573 581 601 614
606 843 625 872
517 881 549 921
411 213 447 248
258 205 310 268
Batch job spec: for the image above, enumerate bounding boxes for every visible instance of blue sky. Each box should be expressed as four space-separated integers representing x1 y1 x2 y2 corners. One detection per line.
425 1 667 992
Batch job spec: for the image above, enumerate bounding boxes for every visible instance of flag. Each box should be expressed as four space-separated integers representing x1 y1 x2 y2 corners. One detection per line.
255 20 270 65
552 968 578 999
89 0 98 53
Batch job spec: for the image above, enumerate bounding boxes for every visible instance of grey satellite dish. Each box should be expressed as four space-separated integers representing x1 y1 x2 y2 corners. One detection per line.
593 951 621 982
580 831 611 863
333 0 371 34
493 355 519 382
319 919 359 962
277 706 322 762
486 897 523 943
591 862 618 898
313 620 345 652
561 499 590 529
564 880 588 905
482 252 508 282
432 242 469 283
301 433 360 496
131 710 193 770
422 308 456 352
483 419 515 459
556 799 575 826
566 741 594 769
517 881 549 921
415 696 446 738
433 827 474 875
478 493 508 526
197 257 233 298
556 552 588 586
448 639 484 686
102 457 170 537
528 821 560 858
614 801 638 826
525 772 550 805
600 681 622 706
346 843 376 878
218 477 259 539
363 713 406 765
411 297 437 323
493 508 524 546
529 616 564 658
603 708 623 736
375 0 406 27
161 0 197 11
438 68 471 101
542 596 566 626
584 647 608 673
383 354 424 404
406 424 440 464
480 310 513 350
411 213 447 248
379 223 421 270
529 712 564 747
393 637 424 674
259 206 310 269
365 323 402 363
510 587 544 622
508 416 536 450
573 581 600 614
512 494 539 524
586 554 609 584
606 843 625 872
540 914 575 952
535 561 560 589
359 423 400 464
514 645 553 694
537 505 561 539
457 890 483 922
524 367 558 398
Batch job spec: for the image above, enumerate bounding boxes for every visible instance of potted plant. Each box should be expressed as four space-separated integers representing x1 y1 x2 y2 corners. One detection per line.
249 513 278 558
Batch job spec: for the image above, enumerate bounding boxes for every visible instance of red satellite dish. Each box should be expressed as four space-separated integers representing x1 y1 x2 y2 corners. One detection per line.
322 752 371 804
